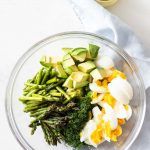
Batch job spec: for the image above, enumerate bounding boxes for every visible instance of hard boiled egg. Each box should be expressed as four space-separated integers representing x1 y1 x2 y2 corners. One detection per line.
108 77 133 104
89 82 107 93
80 120 98 147
91 94 104 104
96 56 114 69
103 103 118 130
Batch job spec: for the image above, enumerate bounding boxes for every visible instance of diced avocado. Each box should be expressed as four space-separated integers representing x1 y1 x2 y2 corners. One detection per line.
62 47 73 53
40 56 52 67
63 54 72 61
63 76 73 88
78 61 96 73
71 48 87 55
64 67 72 75
70 72 89 82
90 68 106 80
62 58 75 69
73 81 89 89
72 51 87 62
88 44 100 59
71 48 87 62
55 63 68 78
65 65 78 75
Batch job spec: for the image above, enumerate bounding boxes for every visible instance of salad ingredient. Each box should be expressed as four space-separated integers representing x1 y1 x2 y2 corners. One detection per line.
88 44 100 59
64 96 92 148
90 68 107 80
78 61 96 73
108 77 133 104
96 56 114 69
55 63 68 78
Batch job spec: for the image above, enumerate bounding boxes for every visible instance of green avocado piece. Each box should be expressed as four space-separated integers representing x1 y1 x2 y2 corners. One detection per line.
71 47 87 55
62 58 75 69
62 47 73 53
65 65 78 75
90 68 106 80
70 71 89 82
88 44 100 59
55 63 68 78
72 51 87 62
71 48 87 62
63 54 72 61
40 56 52 67
73 81 89 89
78 61 96 73
63 76 73 88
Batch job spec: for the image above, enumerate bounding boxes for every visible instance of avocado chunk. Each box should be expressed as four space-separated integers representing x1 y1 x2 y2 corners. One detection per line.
78 61 96 73
73 81 89 89
72 51 87 62
55 63 68 78
40 56 52 67
88 44 100 59
90 68 106 80
63 76 73 88
65 65 78 75
71 48 87 62
62 47 73 53
62 58 75 69
63 54 72 61
70 71 89 82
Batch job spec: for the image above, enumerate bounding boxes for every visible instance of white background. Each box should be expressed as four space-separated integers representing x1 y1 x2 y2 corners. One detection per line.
0 0 150 149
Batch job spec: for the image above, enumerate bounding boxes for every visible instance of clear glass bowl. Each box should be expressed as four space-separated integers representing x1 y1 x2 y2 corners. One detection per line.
5 32 146 150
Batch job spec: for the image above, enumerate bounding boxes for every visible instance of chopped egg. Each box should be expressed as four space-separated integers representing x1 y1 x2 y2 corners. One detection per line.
91 93 104 104
89 82 107 93
96 56 114 69
114 101 127 119
103 103 118 130
92 106 102 123
124 105 132 120
108 77 133 104
80 120 100 147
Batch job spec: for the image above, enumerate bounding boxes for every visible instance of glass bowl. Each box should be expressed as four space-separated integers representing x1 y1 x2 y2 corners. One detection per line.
5 32 146 150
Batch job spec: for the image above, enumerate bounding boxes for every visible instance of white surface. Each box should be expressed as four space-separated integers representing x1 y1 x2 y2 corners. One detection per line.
0 0 149 149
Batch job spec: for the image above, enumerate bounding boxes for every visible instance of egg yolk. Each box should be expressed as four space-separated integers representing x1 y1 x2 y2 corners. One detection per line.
107 69 126 82
102 79 108 87
91 125 103 144
102 93 116 108
112 125 122 137
124 105 129 111
118 119 125 125
103 121 112 139
92 92 98 99
96 80 102 86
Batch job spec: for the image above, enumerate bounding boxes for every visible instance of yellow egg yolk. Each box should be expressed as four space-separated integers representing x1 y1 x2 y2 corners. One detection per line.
102 93 116 108
107 69 126 82
91 124 104 144
118 119 125 125
96 80 102 86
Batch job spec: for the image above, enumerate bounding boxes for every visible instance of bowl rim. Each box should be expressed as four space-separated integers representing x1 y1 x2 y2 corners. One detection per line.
5 31 146 150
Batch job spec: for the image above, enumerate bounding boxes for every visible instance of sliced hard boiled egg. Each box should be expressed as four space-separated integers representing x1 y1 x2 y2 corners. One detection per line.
114 102 132 120
125 105 132 120
91 94 104 104
114 101 127 119
108 77 133 104
89 82 107 93
92 106 102 124
80 120 98 147
96 56 114 69
103 103 118 130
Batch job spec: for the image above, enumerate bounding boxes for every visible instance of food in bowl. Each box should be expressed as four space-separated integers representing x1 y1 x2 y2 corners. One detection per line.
19 43 133 149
